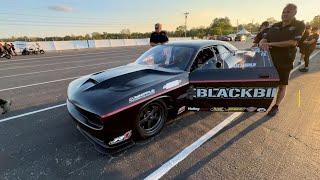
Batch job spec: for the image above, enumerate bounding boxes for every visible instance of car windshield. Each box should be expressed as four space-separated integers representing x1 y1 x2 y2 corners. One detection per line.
134 45 195 71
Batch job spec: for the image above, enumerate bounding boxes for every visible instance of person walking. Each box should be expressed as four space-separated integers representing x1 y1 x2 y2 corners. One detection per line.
299 27 319 72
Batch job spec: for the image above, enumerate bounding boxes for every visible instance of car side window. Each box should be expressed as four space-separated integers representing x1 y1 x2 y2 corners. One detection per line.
227 48 273 69
190 47 217 72
216 45 231 61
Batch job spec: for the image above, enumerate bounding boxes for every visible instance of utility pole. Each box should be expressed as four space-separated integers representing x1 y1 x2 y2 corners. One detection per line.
236 19 239 33
184 12 189 37
251 19 254 34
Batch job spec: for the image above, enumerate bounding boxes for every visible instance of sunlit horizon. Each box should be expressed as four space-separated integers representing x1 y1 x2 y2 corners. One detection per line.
1 0 319 38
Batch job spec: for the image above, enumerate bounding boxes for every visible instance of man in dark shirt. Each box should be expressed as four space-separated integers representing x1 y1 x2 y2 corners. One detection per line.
297 25 310 64
252 21 270 47
150 23 169 47
259 3 305 116
299 27 319 72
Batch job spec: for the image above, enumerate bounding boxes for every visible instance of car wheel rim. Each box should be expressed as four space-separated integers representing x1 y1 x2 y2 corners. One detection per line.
139 102 164 133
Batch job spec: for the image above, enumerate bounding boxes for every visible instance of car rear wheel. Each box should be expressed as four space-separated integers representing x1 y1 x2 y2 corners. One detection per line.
135 99 167 139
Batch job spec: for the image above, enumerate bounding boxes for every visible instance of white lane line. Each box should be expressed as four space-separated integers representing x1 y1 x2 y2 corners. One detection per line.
0 54 138 71
0 59 133 79
145 50 320 179
0 76 79 92
0 48 146 63
144 112 243 180
0 103 66 123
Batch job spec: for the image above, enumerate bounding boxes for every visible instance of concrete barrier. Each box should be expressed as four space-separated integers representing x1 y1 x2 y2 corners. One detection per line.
12 37 192 51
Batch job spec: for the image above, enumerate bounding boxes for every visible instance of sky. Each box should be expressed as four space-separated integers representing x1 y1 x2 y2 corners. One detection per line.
1 0 319 38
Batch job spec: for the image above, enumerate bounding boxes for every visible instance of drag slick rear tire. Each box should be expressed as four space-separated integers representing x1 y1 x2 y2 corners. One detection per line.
135 99 167 139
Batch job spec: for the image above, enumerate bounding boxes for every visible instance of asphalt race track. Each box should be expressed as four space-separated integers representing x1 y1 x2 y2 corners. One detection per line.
1 42 320 180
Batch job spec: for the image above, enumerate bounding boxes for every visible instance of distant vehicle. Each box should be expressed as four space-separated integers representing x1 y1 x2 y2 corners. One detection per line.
216 35 231 41
235 35 247 41
22 45 45 55
227 34 237 41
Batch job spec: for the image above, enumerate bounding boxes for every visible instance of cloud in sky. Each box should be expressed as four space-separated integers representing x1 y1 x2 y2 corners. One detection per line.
48 5 75 13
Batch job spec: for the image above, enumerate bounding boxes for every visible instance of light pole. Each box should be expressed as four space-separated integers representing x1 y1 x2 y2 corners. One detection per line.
184 12 189 37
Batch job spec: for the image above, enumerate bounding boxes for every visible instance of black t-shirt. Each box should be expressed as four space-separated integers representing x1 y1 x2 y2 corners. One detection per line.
150 31 169 44
253 28 269 44
265 19 305 69
306 33 319 49
298 31 310 47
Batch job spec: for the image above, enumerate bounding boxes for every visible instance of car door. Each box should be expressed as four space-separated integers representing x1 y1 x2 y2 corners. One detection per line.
185 45 279 113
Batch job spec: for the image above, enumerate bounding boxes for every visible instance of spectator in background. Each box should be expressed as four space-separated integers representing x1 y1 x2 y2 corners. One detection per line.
10 43 17 56
150 23 169 47
0 99 11 114
252 21 270 47
299 27 319 72
297 25 311 65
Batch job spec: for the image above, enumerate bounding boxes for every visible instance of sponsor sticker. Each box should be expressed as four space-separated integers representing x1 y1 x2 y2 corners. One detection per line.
227 107 246 112
234 63 257 68
187 107 200 111
195 87 277 99
109 130 132 145
163 80 182 90
289 26 295 31
257 108 267 112
177 106 186 114
129 89 155 103
247 107 257 112
200 108 210 111
210 107 227 112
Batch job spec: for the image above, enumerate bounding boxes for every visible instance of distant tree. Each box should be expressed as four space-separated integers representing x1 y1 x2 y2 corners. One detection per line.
243 23 260 33
102 32 108 39
84 34 91 40
208 17 233 35
266 17 279 25
310 15 320 28
175 25 186 36
120 29 131 39
92 32 103 39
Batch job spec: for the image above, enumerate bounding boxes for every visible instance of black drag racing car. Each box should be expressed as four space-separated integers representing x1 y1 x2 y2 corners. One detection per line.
67 40 280 154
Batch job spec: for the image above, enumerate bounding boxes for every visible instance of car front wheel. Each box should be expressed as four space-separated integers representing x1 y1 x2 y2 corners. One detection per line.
135 99 167 139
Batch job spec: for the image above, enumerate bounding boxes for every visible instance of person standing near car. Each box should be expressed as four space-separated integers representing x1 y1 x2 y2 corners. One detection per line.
252 21 270 47
299 27 319 72
0 99 11 114
10 43 17 56
150 23 169 47
297 25 311 65
259 3 305 116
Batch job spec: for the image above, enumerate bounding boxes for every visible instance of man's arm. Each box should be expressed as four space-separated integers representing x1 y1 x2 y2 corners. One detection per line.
268 40 297 47
304 34 319 45
259 39 269 51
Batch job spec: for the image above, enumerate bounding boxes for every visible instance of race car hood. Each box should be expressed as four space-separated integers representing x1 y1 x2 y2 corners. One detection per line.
67 64 188 117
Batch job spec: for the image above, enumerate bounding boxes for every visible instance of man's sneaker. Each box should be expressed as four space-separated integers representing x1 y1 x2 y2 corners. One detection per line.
299 68 309 72
267 105 279 116
2 100 12 114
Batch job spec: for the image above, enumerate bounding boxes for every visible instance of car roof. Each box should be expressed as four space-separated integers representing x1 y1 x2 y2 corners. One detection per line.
164 40 238 51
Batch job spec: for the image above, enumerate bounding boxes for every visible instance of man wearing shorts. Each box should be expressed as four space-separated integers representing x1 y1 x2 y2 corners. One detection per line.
259 3 305 116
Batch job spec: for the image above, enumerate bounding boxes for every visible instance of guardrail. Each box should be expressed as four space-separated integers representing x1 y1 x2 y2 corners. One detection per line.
11 37 192 51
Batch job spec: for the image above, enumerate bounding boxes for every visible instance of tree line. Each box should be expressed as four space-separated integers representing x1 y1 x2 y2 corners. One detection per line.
2 15 320 42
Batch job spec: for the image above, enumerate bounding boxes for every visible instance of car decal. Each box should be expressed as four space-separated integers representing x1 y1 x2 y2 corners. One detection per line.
101 82 189 119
